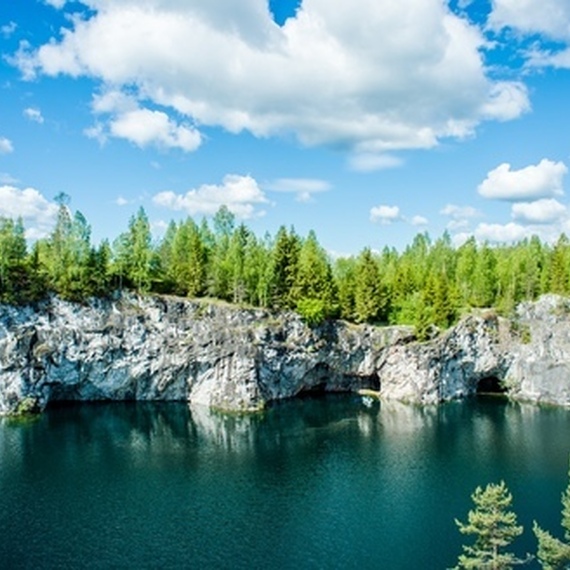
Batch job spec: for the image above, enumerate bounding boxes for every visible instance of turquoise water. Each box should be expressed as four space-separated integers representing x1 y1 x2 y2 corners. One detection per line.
1 396 569 569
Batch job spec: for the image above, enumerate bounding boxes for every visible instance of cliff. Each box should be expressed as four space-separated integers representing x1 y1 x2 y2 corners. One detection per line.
1 293 569 415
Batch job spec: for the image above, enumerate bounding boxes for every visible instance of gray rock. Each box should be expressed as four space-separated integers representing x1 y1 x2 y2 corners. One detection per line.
1 292 569 415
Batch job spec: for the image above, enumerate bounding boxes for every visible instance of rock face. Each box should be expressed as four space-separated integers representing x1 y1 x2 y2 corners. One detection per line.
0 293 569 415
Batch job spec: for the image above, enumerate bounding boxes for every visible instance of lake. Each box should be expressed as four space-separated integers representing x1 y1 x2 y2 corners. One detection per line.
1 395 569 569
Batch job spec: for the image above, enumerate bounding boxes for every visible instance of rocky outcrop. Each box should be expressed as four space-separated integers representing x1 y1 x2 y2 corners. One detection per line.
504 295 570 406
1 293 569 415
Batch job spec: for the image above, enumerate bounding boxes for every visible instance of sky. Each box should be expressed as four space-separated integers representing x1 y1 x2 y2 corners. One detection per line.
1 0 570 255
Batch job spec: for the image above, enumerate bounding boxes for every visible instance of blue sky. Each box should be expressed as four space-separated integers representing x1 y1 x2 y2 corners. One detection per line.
1 0 570 254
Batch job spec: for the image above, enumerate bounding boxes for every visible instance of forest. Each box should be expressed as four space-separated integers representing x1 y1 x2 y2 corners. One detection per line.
1 194 570 336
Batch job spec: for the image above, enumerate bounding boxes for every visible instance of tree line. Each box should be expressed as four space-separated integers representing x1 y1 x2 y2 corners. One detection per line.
2 195 570 333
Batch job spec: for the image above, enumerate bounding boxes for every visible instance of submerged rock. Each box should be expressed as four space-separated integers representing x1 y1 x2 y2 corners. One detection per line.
0 293 569 414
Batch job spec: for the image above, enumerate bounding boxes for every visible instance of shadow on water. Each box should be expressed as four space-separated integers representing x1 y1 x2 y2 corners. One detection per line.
1 395 569 569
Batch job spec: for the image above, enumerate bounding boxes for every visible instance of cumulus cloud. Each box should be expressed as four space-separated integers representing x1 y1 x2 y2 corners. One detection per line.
441 203 479 230
23 107 44 124
13 0 529 153
478 159 567 201
488 0 570 41
370 205 401 224
488 0 570 68
527 47 570 69
110 108 201 152
266 178 330 202
511 198 567 224
153 174 268 219
0 186 58 239
85 90 201 151
0 137 14 154
474 222 527 243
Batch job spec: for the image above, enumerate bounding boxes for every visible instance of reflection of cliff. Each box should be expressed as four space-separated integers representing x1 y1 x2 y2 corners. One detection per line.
1 293 570 415
190 395 382 456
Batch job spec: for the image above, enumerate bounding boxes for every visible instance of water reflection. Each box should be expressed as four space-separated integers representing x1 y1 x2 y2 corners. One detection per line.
1 396 570 570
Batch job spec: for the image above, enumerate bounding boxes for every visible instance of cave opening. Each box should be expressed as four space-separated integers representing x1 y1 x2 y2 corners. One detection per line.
476 376 506 396
297 382 328 398
367 373 380 392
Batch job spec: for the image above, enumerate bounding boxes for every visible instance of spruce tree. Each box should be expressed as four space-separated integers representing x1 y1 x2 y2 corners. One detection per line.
454 481 526 570
353 248 387 323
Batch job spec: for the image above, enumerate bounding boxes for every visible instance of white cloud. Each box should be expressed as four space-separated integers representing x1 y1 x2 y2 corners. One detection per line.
151 219 169 234
109 108 201 152
527 47 570 69
478 159 567 201
474 222 527 243
441 203 479 230
83 123 107 145
488 0 570 69
1 22 17 38
511 198 567 224
86 91 201 151
115 196 130 206
441 204 479 219
153 174 268 219
488 0 570 41
23 107 44 124
14 0 529 153
0 186 58 239
44 0 67 8
348 153 403 172
0 137 14 154
370 205 401 224
451 232 472 247
267 178 330 202
411 215 428 226
480 81 530 122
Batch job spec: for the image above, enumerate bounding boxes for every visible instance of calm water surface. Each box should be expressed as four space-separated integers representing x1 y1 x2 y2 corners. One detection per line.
1 395 569 569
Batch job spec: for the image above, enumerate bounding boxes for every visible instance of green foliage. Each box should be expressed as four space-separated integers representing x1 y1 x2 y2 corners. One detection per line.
534 459 570 569
534 524 570 570
271 226 300 309
454 481 526 570
353 248 387 323
0 217 30 304
296 297 327 327
5 200 570 333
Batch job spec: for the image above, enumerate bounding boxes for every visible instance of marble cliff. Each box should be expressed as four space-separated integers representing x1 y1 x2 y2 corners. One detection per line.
1 293 569 415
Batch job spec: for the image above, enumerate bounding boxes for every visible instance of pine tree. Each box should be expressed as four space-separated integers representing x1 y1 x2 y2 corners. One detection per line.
454 481 526 570
534 460 570 569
